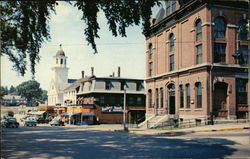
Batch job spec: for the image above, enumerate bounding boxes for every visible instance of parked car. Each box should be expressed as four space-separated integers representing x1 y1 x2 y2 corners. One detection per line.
5 118 19 128
20 115 31 122
50 119 64 126
24 118 37 127
1 119 7 128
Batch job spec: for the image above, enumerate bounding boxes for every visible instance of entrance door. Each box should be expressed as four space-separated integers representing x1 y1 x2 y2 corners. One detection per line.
169 91 175 114
214 82 228 117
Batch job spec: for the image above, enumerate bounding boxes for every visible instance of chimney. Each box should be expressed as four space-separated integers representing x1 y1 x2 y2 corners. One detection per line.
91 67 94 76
112 72 115 77
81 71 85 78
118 66 121 77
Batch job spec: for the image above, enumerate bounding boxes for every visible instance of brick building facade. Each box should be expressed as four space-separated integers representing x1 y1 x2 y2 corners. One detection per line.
145 0 248 122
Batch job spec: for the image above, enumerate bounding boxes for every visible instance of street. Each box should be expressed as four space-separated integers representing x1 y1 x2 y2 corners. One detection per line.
1 125 250 159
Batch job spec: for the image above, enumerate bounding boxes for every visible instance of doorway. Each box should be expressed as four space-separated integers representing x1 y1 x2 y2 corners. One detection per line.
214 82 228 117
167 83 175 115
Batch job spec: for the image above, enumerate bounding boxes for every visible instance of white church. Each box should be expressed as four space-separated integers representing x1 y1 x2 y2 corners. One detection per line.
47 45 76 106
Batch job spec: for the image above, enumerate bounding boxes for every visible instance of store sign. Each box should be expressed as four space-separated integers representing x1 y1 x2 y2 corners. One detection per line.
101 105 123 113
77 97 94 104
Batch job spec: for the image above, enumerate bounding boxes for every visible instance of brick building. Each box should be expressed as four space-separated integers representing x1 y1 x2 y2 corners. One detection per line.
144 0 248 124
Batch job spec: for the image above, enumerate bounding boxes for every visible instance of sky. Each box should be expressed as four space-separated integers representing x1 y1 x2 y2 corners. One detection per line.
1 2 161 91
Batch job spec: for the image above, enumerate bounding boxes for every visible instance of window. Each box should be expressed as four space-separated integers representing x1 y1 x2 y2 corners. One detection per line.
56 58 58 64
120 96 124 105
149 43 153 59
136 82 142 91
195 82 202 108
121 81 125 90
128 96 135 105
186 84 190 109
172 1 176 12
196 45 202 64
81 83 84 92
214 43 226 63
105 81 111 90
60 59 63 65
160 88 164 108
148 90 153 108
238 20 248 41
179 85 184 108
136 97 142 105
89 82 92 90
100 96 105 104
166 0 170 16
170 33 175 52
239 45 248 64
170 55 174 71
214 17 226 39
149 62 153 76
155 89 159 108
196 19 202 41
110 96 116 105
236 79 247 104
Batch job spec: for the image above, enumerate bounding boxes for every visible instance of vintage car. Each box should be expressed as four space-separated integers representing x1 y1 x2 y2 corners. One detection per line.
5 118 19 128
24 118 37 127
50 119 64 126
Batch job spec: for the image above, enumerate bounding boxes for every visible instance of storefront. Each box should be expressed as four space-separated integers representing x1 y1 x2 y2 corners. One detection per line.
60 105 95 125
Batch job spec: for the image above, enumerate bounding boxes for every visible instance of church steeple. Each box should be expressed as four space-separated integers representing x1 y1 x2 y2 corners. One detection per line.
54 44 67 68
48 44 69 106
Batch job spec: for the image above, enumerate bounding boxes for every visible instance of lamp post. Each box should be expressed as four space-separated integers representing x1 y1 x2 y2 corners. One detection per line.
123 89 128 131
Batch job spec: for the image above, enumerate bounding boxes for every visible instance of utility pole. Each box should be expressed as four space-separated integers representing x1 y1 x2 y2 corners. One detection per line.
123 89 128 131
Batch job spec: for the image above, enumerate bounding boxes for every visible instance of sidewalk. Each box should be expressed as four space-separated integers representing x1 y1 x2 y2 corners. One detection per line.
82 122 250 135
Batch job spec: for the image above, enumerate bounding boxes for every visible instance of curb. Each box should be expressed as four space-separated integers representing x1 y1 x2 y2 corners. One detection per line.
79 126 249 135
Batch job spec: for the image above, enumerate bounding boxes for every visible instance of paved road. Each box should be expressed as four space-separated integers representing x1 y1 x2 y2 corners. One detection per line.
1 125 250 159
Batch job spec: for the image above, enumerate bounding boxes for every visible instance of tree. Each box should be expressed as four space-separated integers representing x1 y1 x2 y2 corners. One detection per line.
1 1 160 77
9 85 16 94
0 86 8 98
16 80 43 106
39 90 48 102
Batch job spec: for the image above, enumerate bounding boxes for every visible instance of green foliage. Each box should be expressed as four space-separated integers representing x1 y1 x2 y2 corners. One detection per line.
0 86 8 97
39 90 48 102
9 85 16 94
16 80 43 105
1 1 159 77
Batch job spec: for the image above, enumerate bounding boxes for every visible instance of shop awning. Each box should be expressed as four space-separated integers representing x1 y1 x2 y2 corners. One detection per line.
81 113 95 116
60 112 81 116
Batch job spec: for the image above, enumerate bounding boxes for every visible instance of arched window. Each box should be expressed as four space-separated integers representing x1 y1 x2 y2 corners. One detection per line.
149 43 153 59
172 1 176 13
179 85 184 108
60 59 63 65
195 82 202 108
160 88 164 108
196 19 202 41
56 58 58 64
155 88 159 108
169 33 175 52
238 20 248 41
185 84 190 108
214 17 226 39
166 0 171 16
148 89 153 108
